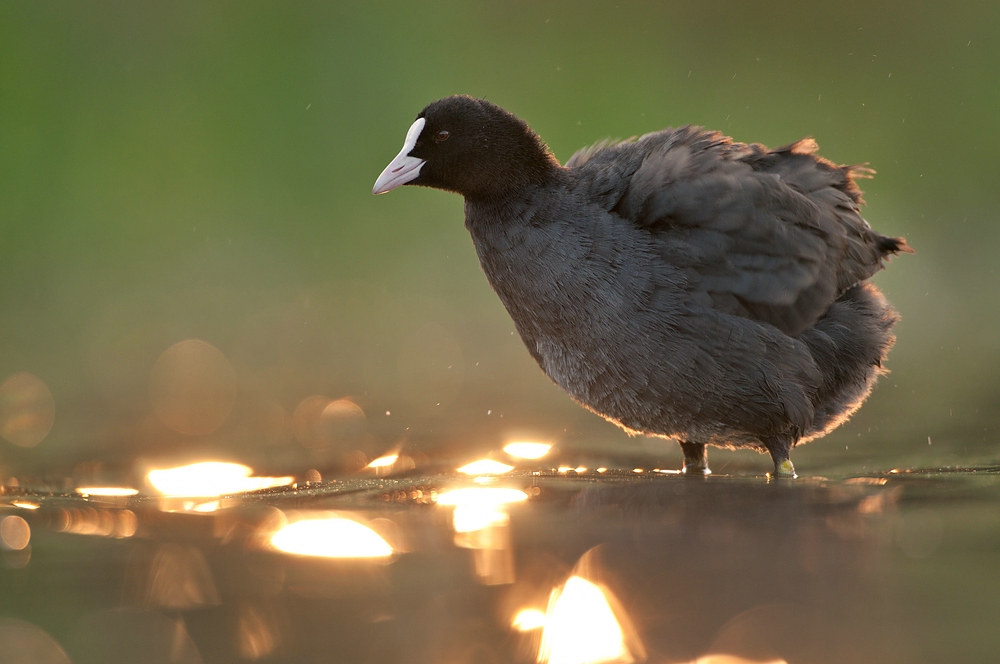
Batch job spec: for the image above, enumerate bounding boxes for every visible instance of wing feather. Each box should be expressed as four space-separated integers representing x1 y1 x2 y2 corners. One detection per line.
572 127 909 336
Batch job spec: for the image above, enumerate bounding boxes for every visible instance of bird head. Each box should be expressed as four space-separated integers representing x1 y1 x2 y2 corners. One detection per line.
373 95 559 199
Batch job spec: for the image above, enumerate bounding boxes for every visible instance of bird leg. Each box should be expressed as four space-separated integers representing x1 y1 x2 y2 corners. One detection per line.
679 441 711 475
763 435 797 478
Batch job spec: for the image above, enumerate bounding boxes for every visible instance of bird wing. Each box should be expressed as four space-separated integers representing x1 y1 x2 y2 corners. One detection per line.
574 126 906 336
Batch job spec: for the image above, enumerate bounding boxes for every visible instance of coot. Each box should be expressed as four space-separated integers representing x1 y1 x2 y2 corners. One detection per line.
373 96 911 477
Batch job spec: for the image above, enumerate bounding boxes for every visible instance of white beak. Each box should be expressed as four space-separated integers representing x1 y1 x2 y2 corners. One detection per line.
372 117 426 195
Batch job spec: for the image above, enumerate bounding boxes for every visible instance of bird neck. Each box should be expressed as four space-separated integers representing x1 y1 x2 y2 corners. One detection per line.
459 135 565 202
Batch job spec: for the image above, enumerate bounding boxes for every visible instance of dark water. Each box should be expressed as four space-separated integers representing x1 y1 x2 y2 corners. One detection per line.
3 464 999 664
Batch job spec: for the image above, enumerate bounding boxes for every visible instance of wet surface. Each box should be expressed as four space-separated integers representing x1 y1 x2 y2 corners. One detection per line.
3 465 999 664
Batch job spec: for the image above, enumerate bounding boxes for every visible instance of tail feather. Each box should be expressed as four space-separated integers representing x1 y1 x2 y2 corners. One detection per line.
878 235 915 256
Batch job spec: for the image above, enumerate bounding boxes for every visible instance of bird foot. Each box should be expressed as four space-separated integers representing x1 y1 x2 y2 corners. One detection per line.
769 458 797 479
682 459 712 475
679 441 711 475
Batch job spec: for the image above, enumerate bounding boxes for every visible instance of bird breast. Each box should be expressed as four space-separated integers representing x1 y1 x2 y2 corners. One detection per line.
465 194 667 405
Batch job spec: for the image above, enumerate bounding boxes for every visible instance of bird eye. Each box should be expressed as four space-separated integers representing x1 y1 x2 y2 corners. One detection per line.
435 130 450 142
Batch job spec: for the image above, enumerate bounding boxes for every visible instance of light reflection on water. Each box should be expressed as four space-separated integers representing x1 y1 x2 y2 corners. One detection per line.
436 486 529 507
74 487 139 497
538 575 639 664
270 514 394 559
367 453 399 469
439 486 528 585
146 461 294 500
504 441 553 460
457 459 514 475
512 607 548 631
0 468 997 663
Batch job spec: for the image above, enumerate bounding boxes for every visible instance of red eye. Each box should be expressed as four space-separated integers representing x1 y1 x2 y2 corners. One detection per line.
435 130 450 142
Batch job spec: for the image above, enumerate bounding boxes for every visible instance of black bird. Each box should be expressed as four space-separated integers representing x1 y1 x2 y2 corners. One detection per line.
373 96 912 477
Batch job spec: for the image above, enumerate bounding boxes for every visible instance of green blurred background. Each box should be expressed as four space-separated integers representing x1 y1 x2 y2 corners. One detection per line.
1 0 998 479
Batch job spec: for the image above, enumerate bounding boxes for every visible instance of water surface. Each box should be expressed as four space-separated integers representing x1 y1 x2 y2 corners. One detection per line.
3 464 998 663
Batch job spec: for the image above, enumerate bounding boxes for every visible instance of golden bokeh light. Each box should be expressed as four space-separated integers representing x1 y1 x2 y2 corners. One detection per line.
504 442 553 459
292 395 332 448
292 396 366 450
367 454 399 469
149 340 237 435
512 608 548 632
320 398 366 443
538 576 635 664
0 619 71 664
51 508 136 538
270 515 394 558
147 461 293 498
75 487 139 497
0 515 31 551
0 372 56 448
457 459 514 475
10 501 40 510
117 510 139 537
